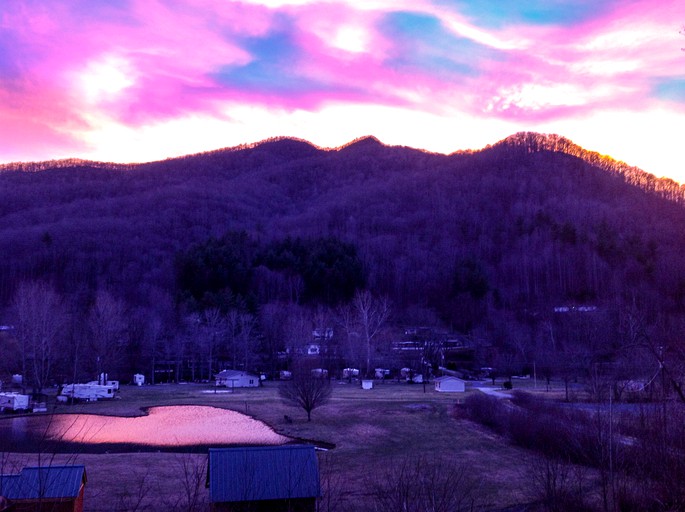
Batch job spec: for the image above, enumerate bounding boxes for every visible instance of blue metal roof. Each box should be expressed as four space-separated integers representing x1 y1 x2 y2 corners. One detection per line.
0 465 86 500
208 445 320 503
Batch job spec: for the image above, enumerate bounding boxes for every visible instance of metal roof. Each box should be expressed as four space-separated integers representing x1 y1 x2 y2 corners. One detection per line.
208 445 320 503
0 465 86 500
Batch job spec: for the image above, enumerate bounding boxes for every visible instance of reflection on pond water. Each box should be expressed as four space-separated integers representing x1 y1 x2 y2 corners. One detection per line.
1 406 289 449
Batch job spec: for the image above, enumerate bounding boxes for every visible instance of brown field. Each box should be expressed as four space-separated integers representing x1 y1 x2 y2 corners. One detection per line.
1 381 542 511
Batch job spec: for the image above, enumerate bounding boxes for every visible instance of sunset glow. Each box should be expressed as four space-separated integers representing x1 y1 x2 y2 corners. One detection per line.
1 1 684 180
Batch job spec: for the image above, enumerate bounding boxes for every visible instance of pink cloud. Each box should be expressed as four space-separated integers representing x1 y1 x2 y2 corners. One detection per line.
457 0 685 123
0 0 277 132
0 0 683 166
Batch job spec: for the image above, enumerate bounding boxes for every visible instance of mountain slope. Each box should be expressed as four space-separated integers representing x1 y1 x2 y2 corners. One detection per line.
1 132 684 333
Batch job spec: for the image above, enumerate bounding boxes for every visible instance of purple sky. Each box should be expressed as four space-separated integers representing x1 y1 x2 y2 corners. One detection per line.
1 1 684 180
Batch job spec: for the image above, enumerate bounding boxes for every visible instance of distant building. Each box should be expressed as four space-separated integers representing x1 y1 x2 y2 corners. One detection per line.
434 376 466 393
305 343 320 356
312 328 333 340
553 305 598 313
215 370 260 388
0 465 87 512
207 445 320 512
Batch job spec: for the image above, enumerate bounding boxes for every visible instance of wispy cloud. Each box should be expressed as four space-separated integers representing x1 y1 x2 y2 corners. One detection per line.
0 0 683 180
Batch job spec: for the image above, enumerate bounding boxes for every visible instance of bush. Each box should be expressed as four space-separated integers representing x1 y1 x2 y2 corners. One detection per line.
461 393 508 434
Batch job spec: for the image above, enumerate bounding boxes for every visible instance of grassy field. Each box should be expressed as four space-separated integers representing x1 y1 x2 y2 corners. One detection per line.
0 380 542 511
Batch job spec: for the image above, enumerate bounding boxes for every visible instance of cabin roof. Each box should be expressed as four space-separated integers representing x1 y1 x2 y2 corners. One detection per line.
208 445 320 503
0 465 86 500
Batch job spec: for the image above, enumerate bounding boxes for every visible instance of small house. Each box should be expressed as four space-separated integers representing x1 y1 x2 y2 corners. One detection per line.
434 376 466 393
207 445 320 512
305 344 320 356
0 465 87 512
214 370 259 389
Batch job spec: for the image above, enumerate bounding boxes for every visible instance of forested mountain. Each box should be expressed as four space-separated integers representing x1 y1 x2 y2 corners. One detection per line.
2 132 685 384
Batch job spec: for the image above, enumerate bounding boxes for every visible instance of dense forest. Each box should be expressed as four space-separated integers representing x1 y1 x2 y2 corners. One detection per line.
2 132 685 393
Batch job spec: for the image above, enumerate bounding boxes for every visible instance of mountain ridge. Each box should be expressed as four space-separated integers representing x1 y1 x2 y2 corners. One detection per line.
2 129 685 337
2 132 681 204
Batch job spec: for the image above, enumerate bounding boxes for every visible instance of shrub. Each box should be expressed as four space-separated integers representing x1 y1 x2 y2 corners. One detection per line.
461 393 508 434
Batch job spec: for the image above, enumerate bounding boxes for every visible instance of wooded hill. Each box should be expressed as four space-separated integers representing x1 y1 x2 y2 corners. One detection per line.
1 132 685 381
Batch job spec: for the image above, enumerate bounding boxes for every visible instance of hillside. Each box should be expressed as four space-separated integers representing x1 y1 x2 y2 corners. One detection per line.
2 131 685 379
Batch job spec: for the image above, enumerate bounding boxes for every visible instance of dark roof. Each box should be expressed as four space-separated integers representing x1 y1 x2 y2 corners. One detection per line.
0 465 86 501
208 445 320 503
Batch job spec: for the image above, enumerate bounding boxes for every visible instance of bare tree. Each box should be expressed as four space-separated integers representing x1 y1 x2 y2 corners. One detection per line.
372 455 480 512
175 452 208 512
11 281 67 394
88 289 128 381
278 364 332 421
201 308 225 381
115 467 152 512
317 452 346 512
351 290 390 378
529 454 589 512
225 309 256 370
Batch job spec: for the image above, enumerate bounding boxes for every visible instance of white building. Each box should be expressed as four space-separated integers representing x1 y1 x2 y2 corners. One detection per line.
214 370 260 388
434 376 466 393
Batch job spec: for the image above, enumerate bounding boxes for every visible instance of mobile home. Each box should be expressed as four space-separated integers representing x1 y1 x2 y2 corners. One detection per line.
0 392 30 412
58 383 116 402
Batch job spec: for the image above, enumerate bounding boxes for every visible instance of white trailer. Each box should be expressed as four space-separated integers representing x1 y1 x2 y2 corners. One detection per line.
0 392 30 412
58 383 115 402
87 379 119 391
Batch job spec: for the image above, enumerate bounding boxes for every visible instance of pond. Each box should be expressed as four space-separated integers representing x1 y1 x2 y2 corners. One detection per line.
0 405 290 453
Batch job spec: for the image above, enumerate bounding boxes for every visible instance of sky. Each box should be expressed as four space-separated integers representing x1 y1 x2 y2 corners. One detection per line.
1 0 684 181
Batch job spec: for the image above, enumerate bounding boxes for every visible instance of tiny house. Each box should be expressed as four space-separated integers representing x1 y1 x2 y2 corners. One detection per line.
434 376 466 392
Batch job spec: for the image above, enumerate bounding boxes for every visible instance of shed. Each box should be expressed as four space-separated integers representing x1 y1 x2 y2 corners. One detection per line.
0 465 87 512
207 445 320 512
215 370 260 389
434 376 466 393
